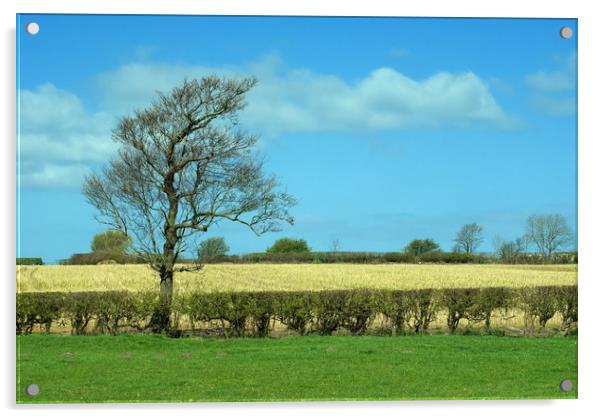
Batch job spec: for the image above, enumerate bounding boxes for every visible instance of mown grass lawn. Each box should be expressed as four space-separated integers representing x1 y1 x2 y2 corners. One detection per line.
17 334 577 403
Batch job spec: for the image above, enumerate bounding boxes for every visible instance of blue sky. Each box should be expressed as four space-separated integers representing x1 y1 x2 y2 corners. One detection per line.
16 15 577 263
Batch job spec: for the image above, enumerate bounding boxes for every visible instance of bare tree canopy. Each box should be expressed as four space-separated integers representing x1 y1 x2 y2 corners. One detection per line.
525 214 573 257
83 76 296 331
453 223 484 254
493 235 526 263
329 238 341 254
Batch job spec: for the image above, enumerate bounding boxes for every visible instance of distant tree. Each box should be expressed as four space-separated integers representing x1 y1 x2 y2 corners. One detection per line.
267 238 310 254
197 237 230 260
91 230 132 255
453 223 484 254
525 214 573 257
329 238 341 254
404 238 440 256
493 235 526 263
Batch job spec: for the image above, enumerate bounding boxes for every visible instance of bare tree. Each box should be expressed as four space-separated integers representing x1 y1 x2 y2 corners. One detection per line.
493 235 526 263
525 214 573 258
453 223 484 254
329 238 341 254
83 77 295 332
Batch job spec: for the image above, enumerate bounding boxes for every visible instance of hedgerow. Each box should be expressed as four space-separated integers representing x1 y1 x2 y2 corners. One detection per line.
16 258 44 265
56 250 577 265
16 291 157 335
273 291 314 335
16 286 577 336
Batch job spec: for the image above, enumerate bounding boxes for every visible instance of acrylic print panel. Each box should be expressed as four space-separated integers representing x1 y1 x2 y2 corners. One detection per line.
16 14 577 403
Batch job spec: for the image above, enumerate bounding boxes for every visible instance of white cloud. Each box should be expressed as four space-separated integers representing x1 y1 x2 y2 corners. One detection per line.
247 67 510 132
96 57 510 133
97 62 229 115
525 70 573 92
526 52 576 93
19 56 511 188
19 163 92 189
524 53 576 116
18 84 117 188
529 95 576 116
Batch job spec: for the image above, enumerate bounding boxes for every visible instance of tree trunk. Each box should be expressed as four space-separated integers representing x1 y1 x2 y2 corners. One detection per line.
484 312 492 333
150 167 179 334
150 268 174 333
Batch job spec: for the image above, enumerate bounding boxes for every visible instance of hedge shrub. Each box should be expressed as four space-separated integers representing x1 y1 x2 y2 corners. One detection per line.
16 291 157 335
17 258 44 266
377 290 411 335
273 291 314 335
16 286 577 336
60 252 147 265
57 251 577 265
555 285 578 330
441 288 480 333
519 286 559 329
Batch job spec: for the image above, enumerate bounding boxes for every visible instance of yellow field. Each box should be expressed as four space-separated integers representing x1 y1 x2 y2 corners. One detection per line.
17 263 577 294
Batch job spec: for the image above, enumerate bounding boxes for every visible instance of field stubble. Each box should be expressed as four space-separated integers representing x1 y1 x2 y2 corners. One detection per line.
17 263 577 294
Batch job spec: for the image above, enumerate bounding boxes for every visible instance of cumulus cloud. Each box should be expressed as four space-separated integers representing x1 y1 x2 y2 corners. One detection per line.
19 56 511 188
18 83 117 188
249 67 509 132
96 57 510 133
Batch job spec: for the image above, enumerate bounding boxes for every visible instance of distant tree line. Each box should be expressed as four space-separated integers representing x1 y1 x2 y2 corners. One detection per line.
55 213 575 266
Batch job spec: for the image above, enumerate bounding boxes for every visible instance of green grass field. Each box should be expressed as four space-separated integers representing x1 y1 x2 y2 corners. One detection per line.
17 334 577 403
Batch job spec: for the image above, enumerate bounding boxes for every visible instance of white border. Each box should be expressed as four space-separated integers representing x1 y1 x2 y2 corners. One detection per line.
2 1 601 417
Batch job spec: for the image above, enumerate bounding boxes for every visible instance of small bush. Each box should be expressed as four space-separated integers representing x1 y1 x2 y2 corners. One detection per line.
419 252 488 264
473 287 514 332
554 285 578 330
383 252 415 263
66 292 101 335
377 290 411 335
274 291 314 335
194 254 241 264
241 251 419 264
340 289 377 335
17 258 44 266
61 252 146 265
16 292 62 334
16 291 157 335
312 291 346 335
406 289 439 333
441 288 480 333
519 286 558 329
266 238 311 254
187 292 254 337
248 292 275 337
